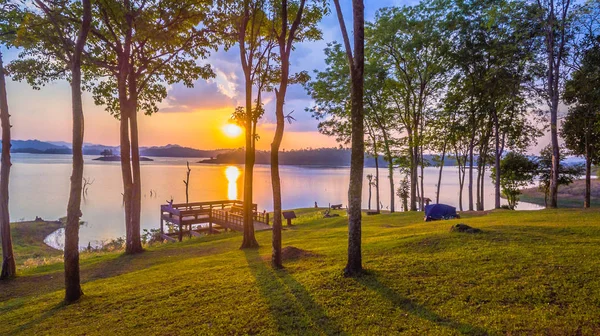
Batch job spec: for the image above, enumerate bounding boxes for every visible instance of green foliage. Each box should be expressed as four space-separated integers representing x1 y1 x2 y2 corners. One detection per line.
561 105 600 164
86 0 216 117
537 145 585 206
396 176 410 211
491 152 538 210
0 0 21 46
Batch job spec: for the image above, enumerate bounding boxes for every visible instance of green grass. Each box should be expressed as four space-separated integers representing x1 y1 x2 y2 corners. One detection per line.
2 208 600 335
0 220 63 268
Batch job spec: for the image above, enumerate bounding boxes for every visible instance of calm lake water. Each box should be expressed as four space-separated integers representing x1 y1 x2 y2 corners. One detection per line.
6 154 540 249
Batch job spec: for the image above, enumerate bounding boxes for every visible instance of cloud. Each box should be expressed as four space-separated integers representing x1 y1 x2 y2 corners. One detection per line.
161 79 237 113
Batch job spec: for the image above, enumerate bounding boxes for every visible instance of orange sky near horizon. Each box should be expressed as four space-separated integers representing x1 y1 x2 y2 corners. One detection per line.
6 78 337 151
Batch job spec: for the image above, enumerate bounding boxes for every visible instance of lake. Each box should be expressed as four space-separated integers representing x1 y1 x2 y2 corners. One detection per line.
5 154 541 249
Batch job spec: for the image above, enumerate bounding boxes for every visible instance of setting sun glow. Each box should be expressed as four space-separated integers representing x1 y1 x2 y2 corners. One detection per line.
225 166 240 200
223 124 242 138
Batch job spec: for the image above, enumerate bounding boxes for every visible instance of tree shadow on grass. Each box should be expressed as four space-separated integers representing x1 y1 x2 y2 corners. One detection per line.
356 271 494 336
0 245 220 302
243 249 347 335
8 301 65 335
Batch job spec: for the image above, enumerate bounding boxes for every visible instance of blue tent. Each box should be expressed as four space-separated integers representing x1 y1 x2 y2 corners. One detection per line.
424 204 459 222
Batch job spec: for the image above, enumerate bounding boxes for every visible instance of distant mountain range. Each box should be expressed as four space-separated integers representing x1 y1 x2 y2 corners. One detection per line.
5 140 228 158
7 139 580 168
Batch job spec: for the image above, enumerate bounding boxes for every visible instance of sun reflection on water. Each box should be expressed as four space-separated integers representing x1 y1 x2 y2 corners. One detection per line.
225 166 240 200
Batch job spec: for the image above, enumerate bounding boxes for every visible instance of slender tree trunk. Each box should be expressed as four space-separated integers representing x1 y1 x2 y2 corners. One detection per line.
585 137 591 208
468 133 475 211
549 97 560 208
436 142 446 204
64 0 91 301
420 145 424 210
375 155 380 212
386 157 395 213
479 162 486 211
457 158 465 211
476 155 482 210
367 177 372 210
241 69 258 248
333 0 364 276
127 99 143 254
270 92 284 266
493 113 501 209
117 10 142 254
380 131 394 212
271 0 297 265
0 52 15 280
408 129 417 211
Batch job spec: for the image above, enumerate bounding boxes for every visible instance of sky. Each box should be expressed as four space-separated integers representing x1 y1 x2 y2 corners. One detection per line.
3 0 555 155
1 1 421 150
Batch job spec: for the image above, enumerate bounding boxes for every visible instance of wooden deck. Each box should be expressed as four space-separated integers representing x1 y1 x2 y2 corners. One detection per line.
160 200 270 242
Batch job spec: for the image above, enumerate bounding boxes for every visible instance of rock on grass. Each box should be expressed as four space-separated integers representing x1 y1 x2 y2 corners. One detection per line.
450 223 482 234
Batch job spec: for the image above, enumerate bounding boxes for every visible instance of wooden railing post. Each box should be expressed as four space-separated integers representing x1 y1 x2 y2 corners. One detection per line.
160 209 164 234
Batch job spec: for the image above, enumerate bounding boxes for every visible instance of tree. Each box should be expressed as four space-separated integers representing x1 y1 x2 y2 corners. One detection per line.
10 0 92 299
220 0 276 249
332 0 364 277
100 149 113 157
491 152 538 210
0 0 18 280
533 0 575 208
306 43 393 213
537 144 584 206
83 0 215 253
448 0 542 210
369 1 451 211
270 0 325 268
396 176 409 212
562 37 600 208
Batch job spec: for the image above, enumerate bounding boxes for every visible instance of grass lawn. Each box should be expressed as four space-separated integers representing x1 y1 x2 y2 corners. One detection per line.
1 220 63 268
2 208 600 335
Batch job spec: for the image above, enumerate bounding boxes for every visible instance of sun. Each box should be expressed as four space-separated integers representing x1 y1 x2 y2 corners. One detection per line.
223 124 242 138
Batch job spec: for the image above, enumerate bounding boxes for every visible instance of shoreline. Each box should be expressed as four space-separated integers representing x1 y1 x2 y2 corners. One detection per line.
520 179 600 208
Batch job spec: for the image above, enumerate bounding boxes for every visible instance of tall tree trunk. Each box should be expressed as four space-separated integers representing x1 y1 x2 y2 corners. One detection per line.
549 97 560 208
479 159 486 211
127 99 143 254
64 0 91 301
493 113 501 209
419 144 424 210
468 133 475 211
408 129 417 211
334 0 364 277
271 0 301 266
118 9 142 254
270 91 284 267
367 183 371 209
585 134 591 208
457 158 464 211
375 155 380 212
380 130 394 212
436 142 446 204
241 69 258 248
476 155 482 210
386 158 395 213
0 52 15 280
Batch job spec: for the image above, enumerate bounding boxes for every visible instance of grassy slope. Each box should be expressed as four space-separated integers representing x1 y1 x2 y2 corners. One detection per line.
2 208 600 335
0 220 63 266
520 179 600 208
